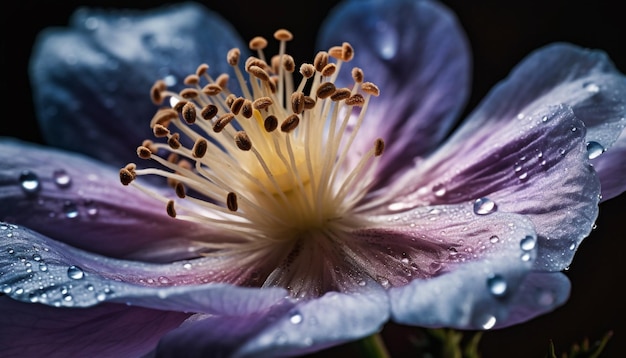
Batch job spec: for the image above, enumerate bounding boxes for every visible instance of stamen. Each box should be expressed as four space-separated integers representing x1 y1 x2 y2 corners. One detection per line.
226 192 238 211
166 200 177 218
235 131 252 151
280 114 300 132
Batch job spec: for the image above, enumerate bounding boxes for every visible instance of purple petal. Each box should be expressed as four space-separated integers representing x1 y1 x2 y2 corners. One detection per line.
0 297 188 357
155 283 389 357
0 139 216 260
592 128 626 201
375 104 600 272
317 0 471 187
0 222 288 314
29 2 247 167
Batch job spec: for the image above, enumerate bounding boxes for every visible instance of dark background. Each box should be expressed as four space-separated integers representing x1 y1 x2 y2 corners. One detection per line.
2 0 625 357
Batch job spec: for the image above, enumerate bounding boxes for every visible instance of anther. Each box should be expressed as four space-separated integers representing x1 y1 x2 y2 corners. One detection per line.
281 114 300 133
246 57 270 72
351 68 364 83
166 200 177 218
225 94 236 108
184 74 200 86
153 124 170 137
213 113 235 132
300 63 315 78
282 55 295 72
314 51 329 72
173 100 188 114
361 82 380 96
226 192 238 211
150 80 166 105
253 97 273 110
195 63 209 76
374 138 385 157
216 74 230 89
175 182 186 198
241 99 253 119
201 104 218 120
328 46 343 60
249 36 268 51
264 115 278 132
182 102 197 124
168 133 181 149
291 92 305 113
192 138 209 158
316 82 336 99
150 108 178 128
345 94 365 106
137 146 152 159
248 65 270 82
227 48 241 66
303 96 316 109
230 97 245 115
180 88 199 99
341 42 354 62
119 167 136 186
331 88 352 102
235 131 252 151
321 63 336 77
142 140 158 153
274 29 293 41
202 84 222 96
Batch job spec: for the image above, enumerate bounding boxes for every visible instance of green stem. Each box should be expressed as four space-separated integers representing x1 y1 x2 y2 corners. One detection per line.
356 332 391 358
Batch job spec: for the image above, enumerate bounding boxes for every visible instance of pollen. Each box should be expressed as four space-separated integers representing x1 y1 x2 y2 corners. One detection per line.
121 29 385 283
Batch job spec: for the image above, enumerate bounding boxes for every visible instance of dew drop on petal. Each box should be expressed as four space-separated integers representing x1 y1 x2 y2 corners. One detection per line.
476 314 497 329
67 265 85 280
520 252 531 261
486 274 508 296
489 235 499 243
289 310 303 324
39 263 48 272
583 82 600 93
586 141 605 159
63 201 79 218
520 235 536 251
53 169 72 188
568 242 577 251
473 197 497 215
19 171 40 194
432 183 446 197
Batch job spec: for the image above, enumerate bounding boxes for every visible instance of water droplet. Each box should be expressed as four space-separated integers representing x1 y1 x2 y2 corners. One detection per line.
39 263 48 272
586 141 605 159
53 169 72 188
60 201 79 218
568 242 577 251
520 252 531 261
67 265 85 280
486 274 508 296
473 197 497 215
158 276 171 284
520 235 536 251
377 276 390 288
583 82 600 93
477 314 497 329
19 171 40 194
489 235 499 243
432 183 446 197
183 263 192 270
7 248 14 255
32 254 42 261
518 172 528 181
289 311 303 324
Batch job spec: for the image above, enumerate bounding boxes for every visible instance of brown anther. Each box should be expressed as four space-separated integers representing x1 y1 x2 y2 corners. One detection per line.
213 113 235 132
235 131 252 151
201 104 218 120
303 96 316 109
175 182 186 198
227 48 241 66
182 102 197 124
331 88 352 102
328 46 343 60
216 74 230 89
125 163 137 171
280 114 300 133
361 82 380 96
173 100 188 113
150 108 178 128
202 84 222 96
225 94 236 108
184 74 200 86
142 139 158 153
196 63 209 77
167 153 179 163
241 99 253 119
352 67 364 83
150 80 166 105
341 42 354 62
226 192 238 211
282 55 295 72
314 51 329 72
153 124 170 137
300 64 315 78
246 57 270 72
180 88 199 99
264 115 278 132
253 97 273 110
119 167 136 186
345 94 365 106
274 29 293 41
249 36 268 50
248 65 270 82
321 63 337 77
166 200 176 218
192 138 208 158
316 82 336 99
137 146 152 159
374 138 385 157
168 133 181 149
230 97 245 115
291 92 305 113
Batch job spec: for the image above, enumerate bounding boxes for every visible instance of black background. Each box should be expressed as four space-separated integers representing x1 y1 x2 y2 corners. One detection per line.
2 0 625 357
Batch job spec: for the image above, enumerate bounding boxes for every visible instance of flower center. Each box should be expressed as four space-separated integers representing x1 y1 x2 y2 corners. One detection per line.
120 29 383 279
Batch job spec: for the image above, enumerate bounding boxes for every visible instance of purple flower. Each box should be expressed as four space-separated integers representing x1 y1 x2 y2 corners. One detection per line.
2 0 625 356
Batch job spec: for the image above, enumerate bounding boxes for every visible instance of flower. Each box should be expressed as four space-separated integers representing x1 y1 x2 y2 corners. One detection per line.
2 0 626 356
